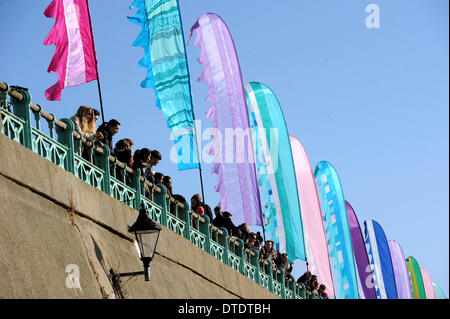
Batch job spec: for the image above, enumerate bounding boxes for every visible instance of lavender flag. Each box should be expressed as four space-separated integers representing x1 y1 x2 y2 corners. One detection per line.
190 13 262 226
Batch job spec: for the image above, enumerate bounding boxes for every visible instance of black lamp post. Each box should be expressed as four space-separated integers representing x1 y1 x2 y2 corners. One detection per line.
109 205 161 286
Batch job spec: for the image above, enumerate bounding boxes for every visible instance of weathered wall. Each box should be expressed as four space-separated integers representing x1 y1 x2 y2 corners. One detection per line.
0 133 277 299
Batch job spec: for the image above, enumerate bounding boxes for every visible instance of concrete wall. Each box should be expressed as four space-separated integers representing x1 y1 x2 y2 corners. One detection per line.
0 133 277 299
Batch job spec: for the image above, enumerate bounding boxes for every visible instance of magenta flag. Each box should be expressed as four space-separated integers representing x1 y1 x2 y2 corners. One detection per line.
388 240 413 299
44 0 98 101
190 13 262 226
421 268 437 299
289 136 335 297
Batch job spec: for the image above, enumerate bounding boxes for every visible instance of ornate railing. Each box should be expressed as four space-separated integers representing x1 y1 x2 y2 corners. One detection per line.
0 82 318 299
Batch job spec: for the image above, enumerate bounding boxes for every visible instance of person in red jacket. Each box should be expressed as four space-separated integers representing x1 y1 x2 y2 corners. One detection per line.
191 194 204 229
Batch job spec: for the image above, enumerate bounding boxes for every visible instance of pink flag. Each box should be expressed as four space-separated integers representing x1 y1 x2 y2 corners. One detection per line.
420 268 437 299
289 136 335 298
44 0 98 101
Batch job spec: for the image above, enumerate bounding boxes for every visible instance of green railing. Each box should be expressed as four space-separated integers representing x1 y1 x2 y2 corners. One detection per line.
0 82 323 299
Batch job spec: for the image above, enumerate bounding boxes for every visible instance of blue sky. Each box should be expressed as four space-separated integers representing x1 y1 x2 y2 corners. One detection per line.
0 0 448 297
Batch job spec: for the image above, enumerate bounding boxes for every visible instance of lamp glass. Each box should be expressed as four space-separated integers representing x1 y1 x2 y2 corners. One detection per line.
135 229 160 259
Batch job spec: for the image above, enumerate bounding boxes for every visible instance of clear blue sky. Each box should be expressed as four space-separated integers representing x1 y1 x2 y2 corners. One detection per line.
0 0 448 297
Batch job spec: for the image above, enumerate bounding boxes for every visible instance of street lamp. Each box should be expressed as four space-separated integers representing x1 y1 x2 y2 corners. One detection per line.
109 205 162 286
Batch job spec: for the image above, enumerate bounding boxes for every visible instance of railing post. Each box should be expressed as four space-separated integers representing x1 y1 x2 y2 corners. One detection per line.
10 89 31 149
199 214 211 254
56 118 75 173
154 184 168 227
288 275 295 299
250 250 261 285
93 144 111 195
0 88 6 134
131 169 141 210
267 262 274 294
219 227 229 267
235 238 245 275
179 200 191 240
279 269 286 299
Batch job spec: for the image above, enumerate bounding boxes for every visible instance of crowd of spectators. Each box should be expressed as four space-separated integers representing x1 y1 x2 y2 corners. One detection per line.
297 271 329 299
66 105 329 299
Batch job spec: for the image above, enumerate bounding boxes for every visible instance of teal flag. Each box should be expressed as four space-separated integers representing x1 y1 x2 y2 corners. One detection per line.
128 0 199 170
245 82 306 261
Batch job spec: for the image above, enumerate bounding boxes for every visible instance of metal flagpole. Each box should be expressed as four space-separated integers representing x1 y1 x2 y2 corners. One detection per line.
85 0 105 124
177 0 206 207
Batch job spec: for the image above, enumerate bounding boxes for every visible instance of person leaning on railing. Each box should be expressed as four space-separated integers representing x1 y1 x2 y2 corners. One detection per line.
143 149 162 184
274 251 293 277
70 106 104 157
96 119 120 153
113 138 134 186
191 193 204 229
132 148 152 196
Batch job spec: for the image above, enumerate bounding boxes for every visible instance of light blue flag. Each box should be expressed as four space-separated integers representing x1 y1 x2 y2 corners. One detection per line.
314 161 359 299
245 82 306 261
432 282 448 299
128 0 199 170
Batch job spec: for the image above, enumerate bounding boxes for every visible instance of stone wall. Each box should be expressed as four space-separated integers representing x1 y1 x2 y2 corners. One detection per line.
0 133 277 299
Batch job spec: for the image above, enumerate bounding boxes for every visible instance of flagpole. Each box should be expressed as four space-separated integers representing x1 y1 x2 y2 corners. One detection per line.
85 0 105 124
177 0 206 207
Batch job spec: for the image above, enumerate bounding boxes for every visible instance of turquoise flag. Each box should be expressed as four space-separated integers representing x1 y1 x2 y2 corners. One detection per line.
315 161 359 299
245 82 306 261
128 0 199 170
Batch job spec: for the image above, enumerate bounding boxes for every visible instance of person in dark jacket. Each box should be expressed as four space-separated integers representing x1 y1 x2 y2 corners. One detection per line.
297 271 313 290
96 119 120 153
212 207 237 236
143 149 162 184
113 138 134 185
202 202 213 222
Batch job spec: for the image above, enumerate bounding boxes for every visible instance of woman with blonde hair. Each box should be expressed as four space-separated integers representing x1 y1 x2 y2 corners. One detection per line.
70 106 103 155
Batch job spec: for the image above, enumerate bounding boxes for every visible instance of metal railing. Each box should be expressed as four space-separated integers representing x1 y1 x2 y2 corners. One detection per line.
0 82 324 299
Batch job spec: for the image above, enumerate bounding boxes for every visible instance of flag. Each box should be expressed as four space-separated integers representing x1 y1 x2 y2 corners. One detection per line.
189 13 262 226
128 0 199 170
44 0 98 101
314 161 359 299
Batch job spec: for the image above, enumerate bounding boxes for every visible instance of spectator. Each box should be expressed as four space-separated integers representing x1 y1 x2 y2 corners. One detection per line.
309 275 319 294
237 223 250 243
274 252 293 276
318 284 329 299
113 138 134 185
132 148 151 177
96 119 120 153
202 202 214 222
114 139 133 167
222 211 238 237
245 232 260 251
132 148 152 196
191 193 204 229
163 175 173 197
256 231 264 246
93 108 100 122
144 149 162 184
297 271 312 290
154 172 164 184
212 206 226 229
259 240 274 262
70 106 103 155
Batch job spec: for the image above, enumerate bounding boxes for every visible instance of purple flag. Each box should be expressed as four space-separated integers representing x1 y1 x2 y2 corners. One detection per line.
190 13 262 226
346 201 377 299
